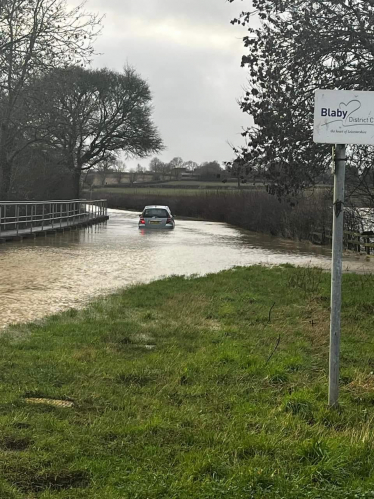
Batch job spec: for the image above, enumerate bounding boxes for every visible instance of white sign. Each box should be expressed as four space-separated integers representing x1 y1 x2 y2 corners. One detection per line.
313 89 374 145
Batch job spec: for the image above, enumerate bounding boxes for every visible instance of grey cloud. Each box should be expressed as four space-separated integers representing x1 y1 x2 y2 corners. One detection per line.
85 0 250 167
90 0 243 27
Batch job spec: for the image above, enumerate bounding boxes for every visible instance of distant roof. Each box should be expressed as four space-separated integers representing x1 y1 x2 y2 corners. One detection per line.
144 205 170 210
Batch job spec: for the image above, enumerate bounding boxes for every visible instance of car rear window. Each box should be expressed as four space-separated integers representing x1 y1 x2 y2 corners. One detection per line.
143 209 169 218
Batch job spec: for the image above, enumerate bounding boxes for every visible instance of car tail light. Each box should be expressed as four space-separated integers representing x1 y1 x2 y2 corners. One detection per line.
140 218 145 224
166 218 172 224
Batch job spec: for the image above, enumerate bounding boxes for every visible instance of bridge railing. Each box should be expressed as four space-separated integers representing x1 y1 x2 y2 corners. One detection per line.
0 199 107 236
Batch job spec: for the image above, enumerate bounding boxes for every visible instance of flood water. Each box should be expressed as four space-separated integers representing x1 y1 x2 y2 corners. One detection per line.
1 209 374 328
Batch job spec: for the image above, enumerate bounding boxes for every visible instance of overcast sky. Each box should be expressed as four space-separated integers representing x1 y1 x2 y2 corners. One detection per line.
81 0 250 169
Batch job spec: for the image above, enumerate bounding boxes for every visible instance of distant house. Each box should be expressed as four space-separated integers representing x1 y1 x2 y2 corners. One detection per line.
171 167 187 180
181 171 198 179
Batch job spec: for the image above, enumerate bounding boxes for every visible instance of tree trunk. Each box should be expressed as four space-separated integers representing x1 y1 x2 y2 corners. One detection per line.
0 124 12 200
73 169 81 199
1 161 12 200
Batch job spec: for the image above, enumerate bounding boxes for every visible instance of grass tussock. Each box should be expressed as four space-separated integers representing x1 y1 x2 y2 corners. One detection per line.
1 266 374 497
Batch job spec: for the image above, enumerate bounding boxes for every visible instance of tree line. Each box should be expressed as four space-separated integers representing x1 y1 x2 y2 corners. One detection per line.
148 157 222 180
88 156 223 186
90 155 281 188
0 0 163 200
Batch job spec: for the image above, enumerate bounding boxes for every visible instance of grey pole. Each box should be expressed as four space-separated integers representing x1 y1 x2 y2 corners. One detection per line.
328 144 346 407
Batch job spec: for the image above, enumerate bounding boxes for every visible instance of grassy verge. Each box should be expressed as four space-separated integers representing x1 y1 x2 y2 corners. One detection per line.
1 266 374 498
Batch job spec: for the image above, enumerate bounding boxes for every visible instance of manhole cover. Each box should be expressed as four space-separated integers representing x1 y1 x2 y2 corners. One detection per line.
25 398 74 408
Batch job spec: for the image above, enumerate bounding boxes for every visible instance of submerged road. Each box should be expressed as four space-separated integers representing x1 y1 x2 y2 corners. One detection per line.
0 209 373 328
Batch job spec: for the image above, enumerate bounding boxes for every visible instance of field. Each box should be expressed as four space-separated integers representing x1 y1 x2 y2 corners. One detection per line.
1 266 374 497
91 187 216 196
89 185 265 197
87 182 330 201
87 178 268 195
142 180 243 187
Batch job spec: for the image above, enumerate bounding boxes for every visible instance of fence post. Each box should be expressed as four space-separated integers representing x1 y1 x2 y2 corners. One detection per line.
16 205 19 235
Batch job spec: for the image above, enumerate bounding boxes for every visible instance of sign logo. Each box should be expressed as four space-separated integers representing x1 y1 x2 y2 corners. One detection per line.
320 100 374 127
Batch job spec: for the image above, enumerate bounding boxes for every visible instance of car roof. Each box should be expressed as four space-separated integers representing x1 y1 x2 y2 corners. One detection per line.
143 205 170 210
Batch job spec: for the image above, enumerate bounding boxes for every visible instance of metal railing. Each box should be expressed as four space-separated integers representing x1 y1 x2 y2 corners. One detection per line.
0 199 107 236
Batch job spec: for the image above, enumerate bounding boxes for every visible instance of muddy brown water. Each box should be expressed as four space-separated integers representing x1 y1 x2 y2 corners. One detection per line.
1 209 373 328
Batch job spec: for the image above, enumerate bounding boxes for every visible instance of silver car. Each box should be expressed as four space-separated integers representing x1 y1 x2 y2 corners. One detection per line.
138 205 175 229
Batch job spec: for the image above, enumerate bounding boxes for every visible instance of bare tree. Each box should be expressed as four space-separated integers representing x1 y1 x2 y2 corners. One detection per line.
112 160 127 184
149 157 170 180
169 157 184 169
168 157 183 180
28 65 164 197
128 169 137 186
0 0 102 198
226 159 252 189
95 157 114 187
136 164 146 181
183 160 198 172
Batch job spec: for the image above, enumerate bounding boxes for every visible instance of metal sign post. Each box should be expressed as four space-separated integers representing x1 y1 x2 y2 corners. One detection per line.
312 88 374 406
328 144 346 406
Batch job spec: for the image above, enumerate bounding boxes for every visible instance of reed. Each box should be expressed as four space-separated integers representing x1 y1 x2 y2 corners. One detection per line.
99 189 331 240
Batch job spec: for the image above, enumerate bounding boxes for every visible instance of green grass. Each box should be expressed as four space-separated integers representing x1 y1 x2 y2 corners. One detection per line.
1 266 374 497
